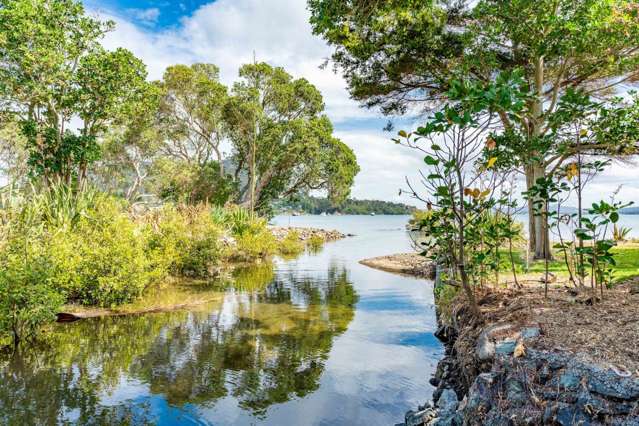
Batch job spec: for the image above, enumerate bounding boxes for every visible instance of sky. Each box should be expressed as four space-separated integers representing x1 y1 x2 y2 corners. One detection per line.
83 0 639 208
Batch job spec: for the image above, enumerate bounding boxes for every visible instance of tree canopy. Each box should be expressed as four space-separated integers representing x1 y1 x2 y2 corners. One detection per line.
309 0 639 258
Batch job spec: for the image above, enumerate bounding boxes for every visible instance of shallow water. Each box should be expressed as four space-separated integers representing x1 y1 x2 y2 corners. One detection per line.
0 215 442 426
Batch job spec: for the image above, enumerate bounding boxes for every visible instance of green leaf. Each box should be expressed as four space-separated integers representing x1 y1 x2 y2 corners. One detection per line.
424 156 439 166
610 212 619 223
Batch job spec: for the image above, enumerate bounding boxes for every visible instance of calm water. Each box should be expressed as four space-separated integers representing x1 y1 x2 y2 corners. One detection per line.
0 215 442 426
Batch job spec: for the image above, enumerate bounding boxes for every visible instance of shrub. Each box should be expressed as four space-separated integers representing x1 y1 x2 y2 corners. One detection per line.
308 234 325 251
143 205 223 278
234 219 277 261
0 229 63 346
47 198 154 307
278 230 304 256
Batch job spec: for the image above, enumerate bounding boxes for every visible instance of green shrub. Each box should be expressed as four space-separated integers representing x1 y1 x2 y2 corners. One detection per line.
143 205 223 278
234 219 277 261
47 198 153 307
278 230 304 256
308 234 325 251
0 230 63 346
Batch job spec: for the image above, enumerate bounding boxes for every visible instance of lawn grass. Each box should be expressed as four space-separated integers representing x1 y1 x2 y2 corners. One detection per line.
495 242 639 285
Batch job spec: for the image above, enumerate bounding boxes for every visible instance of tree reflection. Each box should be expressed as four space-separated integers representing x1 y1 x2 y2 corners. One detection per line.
0 265 357 424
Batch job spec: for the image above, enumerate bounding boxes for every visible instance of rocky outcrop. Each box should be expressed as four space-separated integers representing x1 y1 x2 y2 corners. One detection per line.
402 316 639 426
269 226 347 242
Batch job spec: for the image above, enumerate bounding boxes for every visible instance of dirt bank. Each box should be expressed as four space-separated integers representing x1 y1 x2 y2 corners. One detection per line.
359 253 435 278
402 283 639 425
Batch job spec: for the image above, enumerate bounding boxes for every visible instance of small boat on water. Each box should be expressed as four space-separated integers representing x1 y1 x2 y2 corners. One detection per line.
370 212 376 216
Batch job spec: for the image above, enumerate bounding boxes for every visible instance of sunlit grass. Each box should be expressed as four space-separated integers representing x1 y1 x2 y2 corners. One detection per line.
494 243 639 285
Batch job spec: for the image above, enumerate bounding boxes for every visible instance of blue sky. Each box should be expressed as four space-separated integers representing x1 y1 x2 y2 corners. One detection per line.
84 0 639 207
86 0 212 28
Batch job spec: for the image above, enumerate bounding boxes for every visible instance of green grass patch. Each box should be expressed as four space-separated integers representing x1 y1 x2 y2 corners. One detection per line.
496 244 639 284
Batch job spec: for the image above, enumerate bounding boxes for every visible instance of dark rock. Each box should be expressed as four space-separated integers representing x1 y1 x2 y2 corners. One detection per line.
494 340 517 356
576 390 613 417
436 388 459 416
520 327 541 339
538 362 552 383
504 378 527 406
464 373 498 417
587 372 639 400
429 377 440 387
544 402 592 426
559 371 582 390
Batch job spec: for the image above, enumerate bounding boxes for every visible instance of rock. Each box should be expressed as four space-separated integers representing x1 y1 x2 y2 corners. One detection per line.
495 340 517 356
475 323 516 361
559 371 581 390
405 407 438 426
436 389 459 416
505 378 527 406
464 373 498 417
629 282 639 294
476 333 496 361
587 372 639 400
520 327 541 339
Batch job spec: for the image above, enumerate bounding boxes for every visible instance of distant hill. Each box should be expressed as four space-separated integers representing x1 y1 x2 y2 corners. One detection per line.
274 196 416 215
621 207 639 215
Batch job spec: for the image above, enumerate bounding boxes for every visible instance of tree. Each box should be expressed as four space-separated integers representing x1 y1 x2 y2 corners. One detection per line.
225 62 359 211
97 83 164 201
309 0 639 258
157 64 229 175
0 0 148 188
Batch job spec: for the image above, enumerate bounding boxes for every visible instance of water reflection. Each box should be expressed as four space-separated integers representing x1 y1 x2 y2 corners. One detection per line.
0 265 357 425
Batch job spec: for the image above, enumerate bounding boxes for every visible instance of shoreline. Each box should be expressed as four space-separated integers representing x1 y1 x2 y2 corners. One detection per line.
401 283 639 425
57 226 348 322
365 253 639 424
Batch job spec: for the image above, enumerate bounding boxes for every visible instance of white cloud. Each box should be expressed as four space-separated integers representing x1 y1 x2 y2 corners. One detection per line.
125 7 160 24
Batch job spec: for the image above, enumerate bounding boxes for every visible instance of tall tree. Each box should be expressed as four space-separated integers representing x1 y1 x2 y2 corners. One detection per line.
157 64 229 175
0 0 148 188
309 0 639 258
225 62 359 211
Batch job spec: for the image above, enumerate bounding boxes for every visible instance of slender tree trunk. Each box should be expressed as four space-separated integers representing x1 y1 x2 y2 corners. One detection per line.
529 56 552 260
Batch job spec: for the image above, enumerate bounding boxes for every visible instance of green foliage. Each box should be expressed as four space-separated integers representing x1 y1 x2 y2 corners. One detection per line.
613 224 632 242
278 231 305 256
234 221 277 261
275 195 416 215
225 62 359 211
142 205 224 278
308 234 325 251
0 228 63 346
152 158 237 205
48 208 152 307
310 0 639 258
0 0 150 187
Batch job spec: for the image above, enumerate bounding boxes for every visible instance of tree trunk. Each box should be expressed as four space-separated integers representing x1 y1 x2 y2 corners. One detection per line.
529 56 552 260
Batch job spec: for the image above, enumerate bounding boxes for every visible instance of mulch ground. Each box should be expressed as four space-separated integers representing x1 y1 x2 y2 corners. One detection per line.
471 282 639 377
